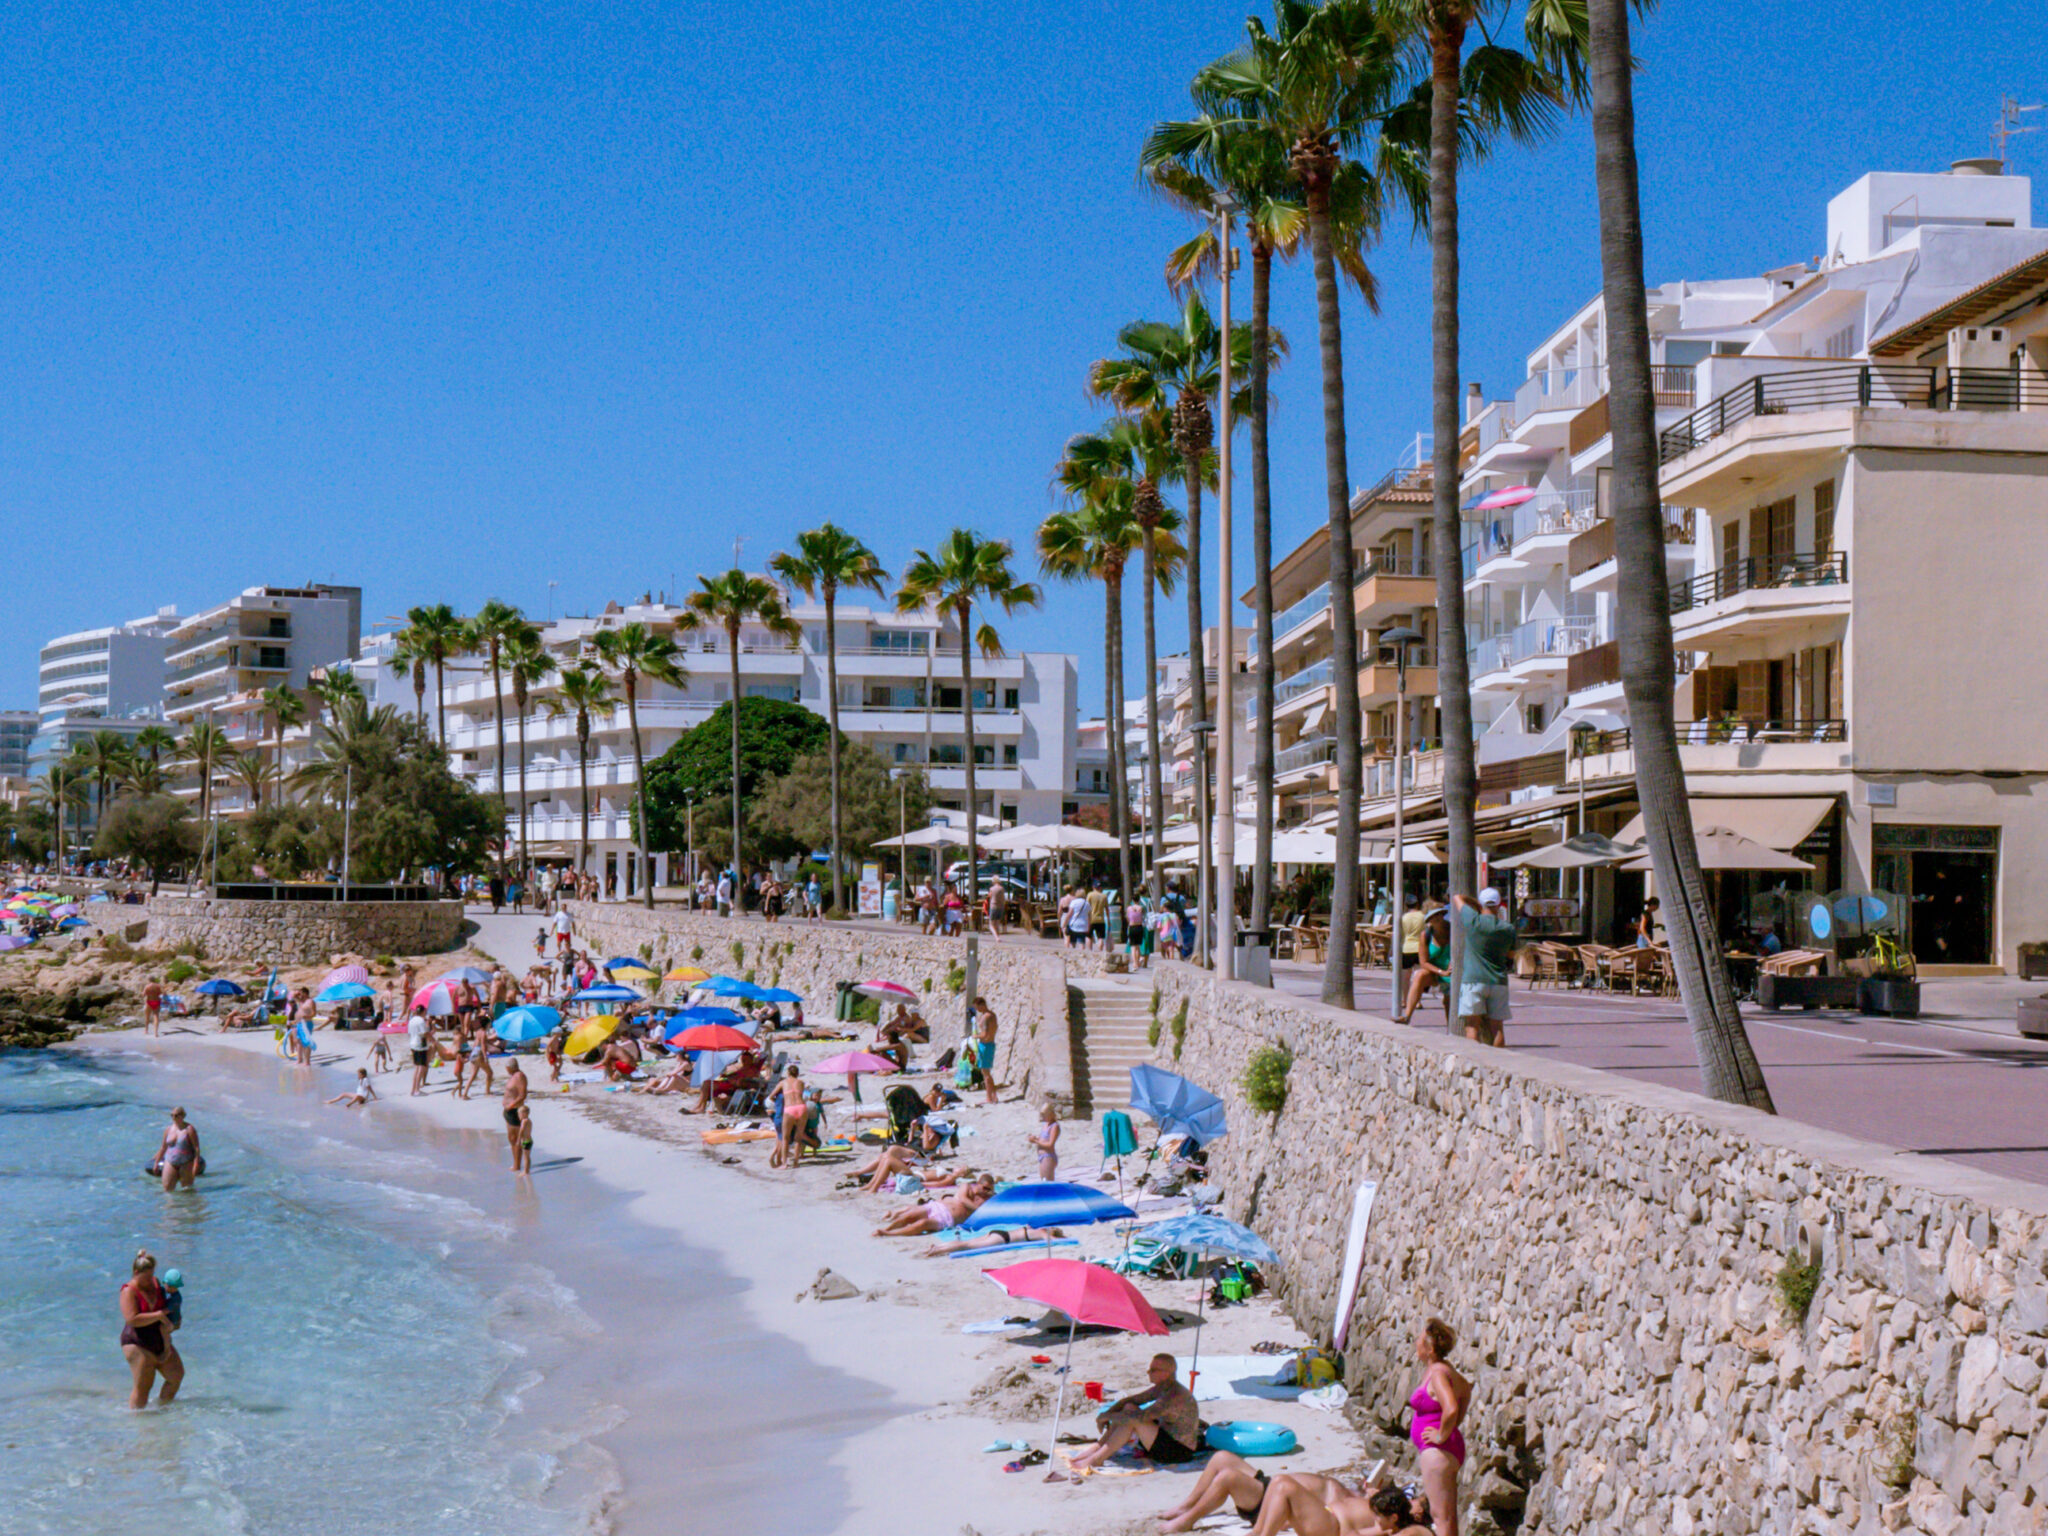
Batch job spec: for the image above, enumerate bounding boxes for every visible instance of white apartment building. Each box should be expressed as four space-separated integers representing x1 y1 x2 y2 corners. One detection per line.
162 586 363 760
439 590 1080 896
1123 651 1188 831
35 608 181 730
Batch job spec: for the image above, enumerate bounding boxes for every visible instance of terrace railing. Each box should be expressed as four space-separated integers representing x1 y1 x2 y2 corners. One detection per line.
1670 552 1847 614
1659 365 2048 464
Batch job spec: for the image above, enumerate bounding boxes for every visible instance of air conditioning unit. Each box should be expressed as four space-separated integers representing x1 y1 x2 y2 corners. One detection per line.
1947 325 2009 371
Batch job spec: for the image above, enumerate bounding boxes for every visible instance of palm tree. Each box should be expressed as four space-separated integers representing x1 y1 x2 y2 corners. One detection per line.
1039 487 1186 909
590 621 688 909
260 685 306 807
1200 2 1415 1006
771 525 889 916
503 625 557 880
177 720 232 874
388 629 431 730
123 758 169 798
1586 0 1772 1111
306 670 365 756
895 532 1042 914
463 600 527 870
1378 0 1581 934
1089 292 1258 770
227 751 269 813
546 662 616 882
31 765 86 872
396 604 467 744
74 731 135 830
1060 413 1185 903
683 572 802 893
132 724 176 773
1145 98 1376 933
290 699 401 807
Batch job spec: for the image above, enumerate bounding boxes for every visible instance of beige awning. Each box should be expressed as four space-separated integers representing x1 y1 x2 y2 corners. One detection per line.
1296 701 1327 731
1615 796 1834 851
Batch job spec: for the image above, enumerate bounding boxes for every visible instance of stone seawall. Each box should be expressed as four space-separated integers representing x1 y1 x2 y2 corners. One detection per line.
565 905 1111 1112
144 897 467 965
1147 964 2048 1536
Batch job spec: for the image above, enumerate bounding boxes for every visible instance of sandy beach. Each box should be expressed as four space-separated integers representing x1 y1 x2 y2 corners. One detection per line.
76 917 1385 1536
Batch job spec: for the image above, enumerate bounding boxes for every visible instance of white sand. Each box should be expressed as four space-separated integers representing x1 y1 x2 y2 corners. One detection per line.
103 969 1378 1536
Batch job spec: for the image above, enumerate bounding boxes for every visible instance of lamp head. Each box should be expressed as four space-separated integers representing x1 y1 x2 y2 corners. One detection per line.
1377 626 1424 666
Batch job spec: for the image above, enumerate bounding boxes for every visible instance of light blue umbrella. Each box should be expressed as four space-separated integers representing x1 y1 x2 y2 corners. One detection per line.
315 982 377 1004
666 1005 747 1028
569 983 642 1004
752 986 802 1003
1129 1064 1229 1146
495 1005 562 1043
961 1180 1136 1235
694 976 800 1003
1142 1214 1282 1385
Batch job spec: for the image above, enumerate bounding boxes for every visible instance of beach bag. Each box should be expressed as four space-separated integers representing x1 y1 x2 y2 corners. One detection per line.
954 1056 977 1089
891 1174 924 1195
1274 1347 1342 1388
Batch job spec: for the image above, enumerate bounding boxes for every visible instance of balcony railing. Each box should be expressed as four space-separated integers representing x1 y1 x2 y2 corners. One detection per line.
1670 552 1847 615
1658 365 2048 465
1273 583 1332 640
1469 617 1598 675
1276 658 1334 706
1276 736 1338 774
1355 550 1433 584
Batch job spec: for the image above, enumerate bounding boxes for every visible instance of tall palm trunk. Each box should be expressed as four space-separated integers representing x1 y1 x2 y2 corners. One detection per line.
412 670 426 732
1590 0 1773 1111
1250 240 1277 932
1178 430 1209 774
624 669 653 908
576 716 592 878
1297 141 1364 1010
1105 566 1133 906
434 660 448 746
490 643 507 875
1138 517 1167 903
727 624 744 892
958 600 980 914
824 587 845 914
273 721 287 806
514 683 531 878
1429 11 1480 964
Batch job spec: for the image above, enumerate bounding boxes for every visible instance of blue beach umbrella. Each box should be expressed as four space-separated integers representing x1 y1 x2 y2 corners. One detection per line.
668 1005 748 1026
961 1180 1136 1234
1141 1213 1283 1383
315 982 377 1004
752 986 802 1003
569 983 642 1004
442 966 494 984
1129 1064 1229 1146
495 1005 562 1043
193 979 245 997
694 975 759 999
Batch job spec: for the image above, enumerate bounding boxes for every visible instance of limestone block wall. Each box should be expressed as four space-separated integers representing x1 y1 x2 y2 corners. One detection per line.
1146 963 2048 1536
144 897 467 965
564 904 1111 1112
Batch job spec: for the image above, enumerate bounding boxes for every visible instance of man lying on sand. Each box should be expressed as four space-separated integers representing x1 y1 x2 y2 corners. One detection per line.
872 1175 992 1237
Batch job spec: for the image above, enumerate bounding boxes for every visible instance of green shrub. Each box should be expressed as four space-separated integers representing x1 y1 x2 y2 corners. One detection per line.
1170 999 1189 1060
166 960 198 985
639 942 653 962
1777 1254 1821 1322
851 995 880 1025
944 961 966 996
743 968 757 984
374 956 396 971
922 976 933 993
1241 1046 1292 1115
729 940 745 969
690 945 704 963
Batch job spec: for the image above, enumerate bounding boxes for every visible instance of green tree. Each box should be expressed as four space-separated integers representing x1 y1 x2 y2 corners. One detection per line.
290 702 503 881
122 757 170 798
178 720 233 864
260 684 305 806
546 661 616 878
132 724 176 771
395 604 467 745
682 572 802 884
895 531 1042 911
226 750 269 812
92 794 200 892
590 621 688 907
751 743 932 866
387 628 432 730
771 524 889 915
639 698 832 854
30 765 86 872
503 624 557 878
74 731 135 830
463 600 527 874
1058 414 1185 902
1586 0 1771 1110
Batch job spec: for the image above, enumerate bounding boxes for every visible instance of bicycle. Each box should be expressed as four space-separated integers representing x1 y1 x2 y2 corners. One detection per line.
1866 930 1917 981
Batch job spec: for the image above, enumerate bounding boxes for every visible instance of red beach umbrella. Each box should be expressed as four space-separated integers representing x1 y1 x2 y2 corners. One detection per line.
667 1023 758 1052
983 1258 1168 1459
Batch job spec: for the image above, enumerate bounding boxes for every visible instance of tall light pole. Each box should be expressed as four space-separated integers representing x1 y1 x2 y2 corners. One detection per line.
1380 626 1423 1018
1570 721 1599 934
341 759 353 892
1190 718 1215 967
684 789 696 893
1214 188 1239 981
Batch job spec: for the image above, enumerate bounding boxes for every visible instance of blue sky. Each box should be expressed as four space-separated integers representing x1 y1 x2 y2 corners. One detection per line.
2 0 2038 716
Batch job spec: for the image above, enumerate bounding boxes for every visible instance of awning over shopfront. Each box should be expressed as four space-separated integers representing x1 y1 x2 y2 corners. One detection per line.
1615 797 1834 851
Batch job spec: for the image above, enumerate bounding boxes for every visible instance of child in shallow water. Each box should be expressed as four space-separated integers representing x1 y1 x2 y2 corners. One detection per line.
513 1104 534 1174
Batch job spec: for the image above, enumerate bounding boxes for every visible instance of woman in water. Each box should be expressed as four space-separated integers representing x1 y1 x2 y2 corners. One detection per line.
156 1107 201 1193
1410 1318 1470 1536
118 1249 183 1409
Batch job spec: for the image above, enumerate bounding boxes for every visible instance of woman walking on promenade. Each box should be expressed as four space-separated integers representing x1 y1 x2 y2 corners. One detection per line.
1409 1318 1470 1536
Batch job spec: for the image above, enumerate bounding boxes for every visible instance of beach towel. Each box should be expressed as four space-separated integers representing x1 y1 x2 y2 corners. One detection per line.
700 1128 777 1144
1175 1355 1304 1403
945 1239 1078 1260
1101 1110 1137 1159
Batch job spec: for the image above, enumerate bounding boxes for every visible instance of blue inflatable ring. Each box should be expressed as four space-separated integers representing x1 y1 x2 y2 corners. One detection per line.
1205 1421 1299 1457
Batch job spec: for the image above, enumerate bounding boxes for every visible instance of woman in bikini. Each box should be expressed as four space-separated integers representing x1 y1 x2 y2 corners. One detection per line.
872 1175 991 1237
1409 1318 1470 1536
119 1249 184 1409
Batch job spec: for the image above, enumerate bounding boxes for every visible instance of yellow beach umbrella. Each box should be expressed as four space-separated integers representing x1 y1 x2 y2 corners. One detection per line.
608 961 659 982
664 965 710 984
564 1015 621 1057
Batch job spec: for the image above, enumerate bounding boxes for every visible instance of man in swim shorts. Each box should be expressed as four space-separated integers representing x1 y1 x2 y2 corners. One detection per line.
972 997 999 1106
1069 1354 1202 1472
502 1059 528 1169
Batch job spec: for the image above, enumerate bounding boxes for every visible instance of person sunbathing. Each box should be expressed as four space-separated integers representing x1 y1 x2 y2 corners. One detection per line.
1158 1449 1277 1531
596 1037 642 1081
920 1225 1063 1258
847 1142 929 1191
872 1175 992 1237
1246 1473 1420 1535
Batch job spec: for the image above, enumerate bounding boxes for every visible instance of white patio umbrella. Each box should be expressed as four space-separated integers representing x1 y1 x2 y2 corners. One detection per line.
871 826 963 849
1492 833 1639 870
980 823 1121 854
1361 842 1445 865
1619 826 1814 873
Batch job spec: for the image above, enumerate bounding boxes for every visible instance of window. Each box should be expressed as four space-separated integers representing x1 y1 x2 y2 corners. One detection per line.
869 630 928 653
1003 688 1020 710
1002 744 1018 766
1813 479 1835 560
1000 803 1018 824
1721 517 1741 581
744 684 797 703
1821 324 1855 360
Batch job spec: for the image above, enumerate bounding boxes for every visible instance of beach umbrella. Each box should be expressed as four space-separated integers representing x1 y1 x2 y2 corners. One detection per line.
87 893 110 902
752 986 801 1003
322 964 372 987
57 918 89 931
51 904 79 918
315 982 377 1004
667 1022 759 1052
568 983 642 1004
668 1004 748 1025
1474 484 1537 510
1619 826 1814 873
496 1005 563 1043
982 1257 1168 1461
439 966 494 985
1141 1214 1283 1387
605 957 659 981
812 1050 897 1075
664 965 711 984
0 935 32 951
564 1015 621 1057
962 1180 1136 1235
854 979 918 1004
194 979 245 997
411 980 466 1016
1129 1065 1229 1146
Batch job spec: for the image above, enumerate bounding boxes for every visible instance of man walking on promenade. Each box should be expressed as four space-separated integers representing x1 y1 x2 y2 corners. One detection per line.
1451 888 1518 1048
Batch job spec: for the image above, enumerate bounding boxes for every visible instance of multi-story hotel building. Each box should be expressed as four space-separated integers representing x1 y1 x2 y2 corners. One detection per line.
161 586 363 758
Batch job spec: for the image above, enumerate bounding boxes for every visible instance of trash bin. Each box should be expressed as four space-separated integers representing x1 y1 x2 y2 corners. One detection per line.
1235 930 1273 988
835 981 858 1023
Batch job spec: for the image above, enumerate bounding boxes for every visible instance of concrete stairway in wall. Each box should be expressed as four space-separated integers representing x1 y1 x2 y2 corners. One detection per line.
1068 978 1156 1116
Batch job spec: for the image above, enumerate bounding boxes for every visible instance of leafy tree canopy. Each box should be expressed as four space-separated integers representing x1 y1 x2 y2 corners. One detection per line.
92 795 201 885
640 698 830 852
750 744 931 868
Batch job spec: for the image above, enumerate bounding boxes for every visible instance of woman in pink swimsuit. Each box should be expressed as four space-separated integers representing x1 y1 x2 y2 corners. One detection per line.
1409 1317 1471 1536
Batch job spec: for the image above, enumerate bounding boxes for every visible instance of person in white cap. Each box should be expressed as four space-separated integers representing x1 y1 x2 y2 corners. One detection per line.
1450 887 1519 1046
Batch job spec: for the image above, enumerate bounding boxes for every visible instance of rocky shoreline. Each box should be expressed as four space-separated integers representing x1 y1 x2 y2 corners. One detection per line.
0 981 133 1049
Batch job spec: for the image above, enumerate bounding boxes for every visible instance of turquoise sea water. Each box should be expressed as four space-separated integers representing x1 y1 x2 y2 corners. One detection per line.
0 1043 872 1535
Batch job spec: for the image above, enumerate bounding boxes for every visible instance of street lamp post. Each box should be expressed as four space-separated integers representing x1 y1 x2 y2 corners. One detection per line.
1379 626 1423 1018
1214 188 1239 981
341 760 353 893
1570 721 1600 936
1189 719 1215 967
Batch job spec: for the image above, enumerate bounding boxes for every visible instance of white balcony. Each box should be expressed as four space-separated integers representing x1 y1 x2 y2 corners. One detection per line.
1668 555 1849 648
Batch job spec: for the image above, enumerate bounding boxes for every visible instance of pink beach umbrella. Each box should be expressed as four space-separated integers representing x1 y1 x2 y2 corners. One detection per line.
853 980 917 1004
410 979 467 1016
323 964 372 988
812 1051 899 1076
1474 484 1537 511
982 1258 1168 1460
